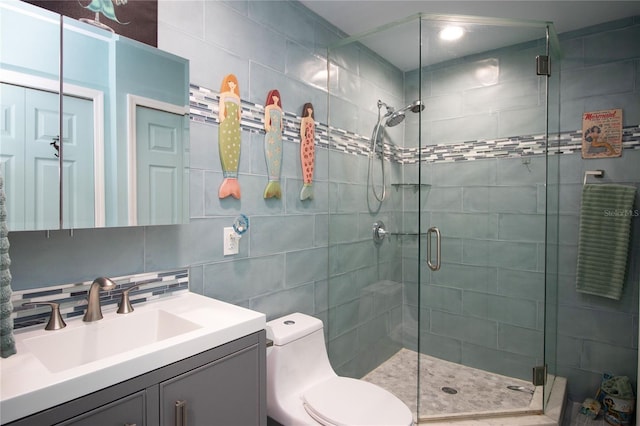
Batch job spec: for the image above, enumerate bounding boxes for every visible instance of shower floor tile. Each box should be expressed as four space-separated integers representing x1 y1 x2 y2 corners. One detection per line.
362 348 543 421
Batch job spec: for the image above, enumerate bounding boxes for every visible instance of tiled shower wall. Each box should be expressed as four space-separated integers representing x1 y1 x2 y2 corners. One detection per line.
7 1 639 405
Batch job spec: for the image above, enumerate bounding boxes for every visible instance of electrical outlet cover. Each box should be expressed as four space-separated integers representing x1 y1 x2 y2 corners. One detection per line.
223 227 239 255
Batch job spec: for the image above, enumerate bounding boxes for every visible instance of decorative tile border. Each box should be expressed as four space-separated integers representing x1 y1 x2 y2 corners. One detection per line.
190 84 640 163
11 269 189 330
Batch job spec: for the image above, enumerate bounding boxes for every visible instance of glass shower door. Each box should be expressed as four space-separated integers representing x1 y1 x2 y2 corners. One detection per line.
415 15 553 420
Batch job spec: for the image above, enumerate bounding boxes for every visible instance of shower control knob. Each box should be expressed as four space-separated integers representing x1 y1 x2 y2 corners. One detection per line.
373 221 387 242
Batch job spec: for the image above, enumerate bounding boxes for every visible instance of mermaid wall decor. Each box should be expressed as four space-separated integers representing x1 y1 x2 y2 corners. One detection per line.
218 74 242 199
263 89 283 199
299 102 315 201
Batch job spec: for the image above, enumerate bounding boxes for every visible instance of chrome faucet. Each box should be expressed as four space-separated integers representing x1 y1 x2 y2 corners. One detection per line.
83 277 117 322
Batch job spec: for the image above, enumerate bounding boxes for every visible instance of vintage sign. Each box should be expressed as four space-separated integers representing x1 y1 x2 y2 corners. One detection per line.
581 109 623 158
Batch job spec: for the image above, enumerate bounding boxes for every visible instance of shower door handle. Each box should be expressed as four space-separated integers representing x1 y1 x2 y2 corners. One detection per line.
426 227 441 271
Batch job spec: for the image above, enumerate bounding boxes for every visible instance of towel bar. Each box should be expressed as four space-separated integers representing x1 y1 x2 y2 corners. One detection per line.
583 170 604 185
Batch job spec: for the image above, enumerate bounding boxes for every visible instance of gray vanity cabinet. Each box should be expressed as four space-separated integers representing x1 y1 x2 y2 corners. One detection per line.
7 331 266 426
159 343 262 425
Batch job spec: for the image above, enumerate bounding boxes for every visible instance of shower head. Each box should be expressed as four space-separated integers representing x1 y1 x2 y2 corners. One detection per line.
382 100 424 127
385 111 405 127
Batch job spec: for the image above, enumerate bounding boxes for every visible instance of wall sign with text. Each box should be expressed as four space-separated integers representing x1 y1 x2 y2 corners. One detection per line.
581 108 623 159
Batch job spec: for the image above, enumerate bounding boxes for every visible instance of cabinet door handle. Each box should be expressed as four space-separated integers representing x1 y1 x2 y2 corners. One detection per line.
175 400 187 426
124 424 137 426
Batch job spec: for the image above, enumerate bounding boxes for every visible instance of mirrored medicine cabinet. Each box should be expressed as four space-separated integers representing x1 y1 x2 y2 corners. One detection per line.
0 0 190 231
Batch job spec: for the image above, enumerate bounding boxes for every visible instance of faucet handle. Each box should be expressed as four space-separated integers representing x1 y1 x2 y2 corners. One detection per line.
22 301 67 330
117 284 140 314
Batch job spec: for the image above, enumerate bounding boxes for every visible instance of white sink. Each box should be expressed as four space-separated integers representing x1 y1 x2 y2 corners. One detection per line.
0 292 266 424
23 309 201 373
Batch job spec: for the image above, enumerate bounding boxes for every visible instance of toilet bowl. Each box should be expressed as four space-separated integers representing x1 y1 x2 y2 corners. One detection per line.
266 312 413 426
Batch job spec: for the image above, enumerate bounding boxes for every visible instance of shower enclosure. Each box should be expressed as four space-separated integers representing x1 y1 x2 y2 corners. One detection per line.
326 13 561 422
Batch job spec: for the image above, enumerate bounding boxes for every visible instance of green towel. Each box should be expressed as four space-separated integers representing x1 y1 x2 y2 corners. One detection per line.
0 175 16 358
576 184 636 300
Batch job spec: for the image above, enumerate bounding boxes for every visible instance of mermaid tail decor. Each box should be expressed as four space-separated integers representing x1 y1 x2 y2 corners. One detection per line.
218 74 242 199
264 180 282 199
300 184 313 200
218 177 241 199
263 90 283 199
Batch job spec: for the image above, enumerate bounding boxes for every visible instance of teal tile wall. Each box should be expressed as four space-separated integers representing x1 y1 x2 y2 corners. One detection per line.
405 38 549 147
553 16 640 403
5 0 639 407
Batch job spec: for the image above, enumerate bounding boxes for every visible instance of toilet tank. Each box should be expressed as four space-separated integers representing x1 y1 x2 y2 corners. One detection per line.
267 312 323 345
266 313 337 399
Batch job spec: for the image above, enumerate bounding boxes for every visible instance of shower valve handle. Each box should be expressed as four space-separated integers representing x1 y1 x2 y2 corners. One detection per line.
373 221 387 242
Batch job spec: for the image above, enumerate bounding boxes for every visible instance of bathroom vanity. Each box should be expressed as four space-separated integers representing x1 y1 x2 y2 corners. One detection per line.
0 293 267 425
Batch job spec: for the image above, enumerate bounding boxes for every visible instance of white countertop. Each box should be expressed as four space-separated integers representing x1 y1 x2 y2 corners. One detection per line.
0 292 266 424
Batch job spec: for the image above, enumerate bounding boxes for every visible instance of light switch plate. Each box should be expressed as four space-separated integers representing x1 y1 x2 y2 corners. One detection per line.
224 227 239 256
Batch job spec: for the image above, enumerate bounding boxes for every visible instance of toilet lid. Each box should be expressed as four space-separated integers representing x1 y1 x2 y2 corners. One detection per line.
303 377 412 426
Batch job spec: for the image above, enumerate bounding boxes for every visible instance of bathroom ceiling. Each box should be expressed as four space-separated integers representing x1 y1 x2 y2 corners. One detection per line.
300 0 640 70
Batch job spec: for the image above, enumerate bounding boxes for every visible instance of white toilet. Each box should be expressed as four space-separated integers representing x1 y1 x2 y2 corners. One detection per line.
266 312 413 426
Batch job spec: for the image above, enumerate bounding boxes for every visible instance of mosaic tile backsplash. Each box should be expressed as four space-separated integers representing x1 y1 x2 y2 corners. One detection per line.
12 269 188 330
190 84 640 163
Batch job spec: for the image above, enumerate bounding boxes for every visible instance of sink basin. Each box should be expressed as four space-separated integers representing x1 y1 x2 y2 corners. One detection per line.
23 309 201 373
